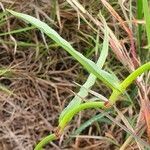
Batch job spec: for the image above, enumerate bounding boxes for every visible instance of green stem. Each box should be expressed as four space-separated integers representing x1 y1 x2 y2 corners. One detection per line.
35 62 150 149
34 134 57 150
58 62 150 135
109 62 150 103
59 102 105 130
34 102 105 149
137 0 143 54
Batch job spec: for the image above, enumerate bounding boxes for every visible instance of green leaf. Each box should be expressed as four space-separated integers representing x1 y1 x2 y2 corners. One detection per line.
59 15 110 121
0 68 13 94
142 0 150 49
7 9 120 92
73 113 106 135
137 0 143 53
0 26 35 36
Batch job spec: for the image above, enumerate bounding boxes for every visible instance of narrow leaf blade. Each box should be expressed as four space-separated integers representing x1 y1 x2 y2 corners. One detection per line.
7 9 119 91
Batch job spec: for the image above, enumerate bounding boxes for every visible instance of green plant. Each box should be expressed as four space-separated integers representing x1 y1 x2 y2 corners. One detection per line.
143 0 150 48
0 67 13 94
6 10 150 150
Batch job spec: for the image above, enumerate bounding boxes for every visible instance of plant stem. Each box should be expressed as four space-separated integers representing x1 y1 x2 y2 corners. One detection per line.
137 0 143 54
34 134 57 150
59 62 150 130
109 62 150 103
34 62 150 149
59 102 105 130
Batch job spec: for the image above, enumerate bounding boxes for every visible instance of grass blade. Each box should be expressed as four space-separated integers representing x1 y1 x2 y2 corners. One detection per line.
73 113 106 135
0 26 36 36
7 9 119 92
0 68 13 94
142 0 150 49
137 0 143 53
59 16 110 121
0 68 11 76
